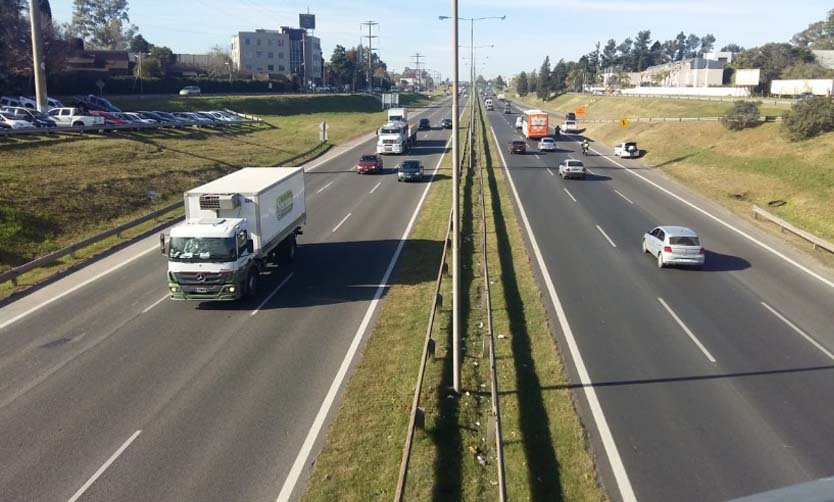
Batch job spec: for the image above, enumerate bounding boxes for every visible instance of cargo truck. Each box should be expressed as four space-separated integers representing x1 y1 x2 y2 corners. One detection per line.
387 107 408 123
162 167 306 301
376 120 415 154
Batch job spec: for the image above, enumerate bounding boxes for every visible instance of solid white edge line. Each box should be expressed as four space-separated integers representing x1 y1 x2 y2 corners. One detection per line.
331 213 352 233
316 181 334 194
275 132 454 502
141 294 169 314
369 181 382 194
0 245 158 331
250 272 294 317
67 430 142 502
563 187 577 203
614 189 635 205
596 225 618 248
488 121 638 502
761 302 834 361
657 297 717 363
546 167 555 176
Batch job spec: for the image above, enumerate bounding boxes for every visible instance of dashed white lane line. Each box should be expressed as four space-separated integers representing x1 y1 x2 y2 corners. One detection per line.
535 154 540 160
67 430 142 502
563 187 577 202
596 225 617 248
614 189 635 205
658 297 717 363
761 302 834 361
316 181 334 194
141 294 168 314
546 168 555 176
332 213 352 233
369 181 382 194
250 272 294 317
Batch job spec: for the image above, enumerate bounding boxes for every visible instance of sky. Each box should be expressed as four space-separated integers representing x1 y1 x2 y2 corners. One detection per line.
51 0 833 80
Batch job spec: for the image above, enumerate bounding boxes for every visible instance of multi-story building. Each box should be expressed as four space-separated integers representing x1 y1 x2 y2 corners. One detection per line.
231 27 322 84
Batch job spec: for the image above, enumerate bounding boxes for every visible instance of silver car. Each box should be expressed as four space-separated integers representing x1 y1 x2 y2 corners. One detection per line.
558 159 586 179
538 137 557 152
642 226 705 269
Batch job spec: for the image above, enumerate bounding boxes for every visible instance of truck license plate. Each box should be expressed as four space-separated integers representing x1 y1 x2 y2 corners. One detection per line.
195 287 208 293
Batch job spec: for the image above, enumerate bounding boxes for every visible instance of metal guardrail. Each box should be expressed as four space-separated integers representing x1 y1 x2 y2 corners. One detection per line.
573 115 782 125
574 92 796 106
0 140 327 287
0 114 263 137
753 205 834 254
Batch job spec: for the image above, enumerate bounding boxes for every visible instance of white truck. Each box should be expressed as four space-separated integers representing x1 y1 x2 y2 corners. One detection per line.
47 107 105 127
387 107 408 123
769 79 834 97
614 141 639 158
163 167 306 301
376 120 414 155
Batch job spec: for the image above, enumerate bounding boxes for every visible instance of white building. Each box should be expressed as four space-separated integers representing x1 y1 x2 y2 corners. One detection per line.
812 50 834 70
637 58 724 88
704 51 736 64
231 28 322 84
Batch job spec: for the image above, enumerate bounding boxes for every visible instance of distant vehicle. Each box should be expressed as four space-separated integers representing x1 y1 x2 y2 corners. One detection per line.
509 140 526 154
163 167 306 301
397 159 424 182
515 116 523 129
16 96 62 109
387 107 408 123
558 159 586 179
538 137 557 152
418 118 431 130
522 109 549 139
48 107 105 127
172 112 200 123
614 141 639 158
566 112 576 121
120 112 157 124
137 111 174 123
377 121 413 155
210 110 242 122
562 120 580 133
153 111 186 123
0 111 35 129
1 96 22 108
485 98 494 111
90 110 129 125
642 226 705 269
2 106 56 128
75 94 121 112
441 118 453 129
356 154 383 174
504 102 512 114
179 85 201 96
497 93 506 101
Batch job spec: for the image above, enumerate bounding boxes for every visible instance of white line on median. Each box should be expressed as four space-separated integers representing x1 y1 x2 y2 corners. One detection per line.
563 187 577 202
614 189 634 204
250 272 294 317
535 154 540 160
487 121 637 502
141 294 169 314
369 181 382 194
596 225 617 248
546 168 555 176
657 297 716 363
275 134 453 502
761 302 834 361
67 430 142 502
332 213 352 233
316 181 334 194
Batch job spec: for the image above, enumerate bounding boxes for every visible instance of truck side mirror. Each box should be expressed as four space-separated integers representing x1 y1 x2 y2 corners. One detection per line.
159 233 166 255
246 239 254 254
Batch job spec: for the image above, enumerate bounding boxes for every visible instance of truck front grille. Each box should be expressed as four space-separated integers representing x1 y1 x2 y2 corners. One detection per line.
173 272 227 285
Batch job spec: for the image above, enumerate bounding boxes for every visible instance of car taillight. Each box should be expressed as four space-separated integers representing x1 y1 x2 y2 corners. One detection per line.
699 247 705 254
663 246 673 253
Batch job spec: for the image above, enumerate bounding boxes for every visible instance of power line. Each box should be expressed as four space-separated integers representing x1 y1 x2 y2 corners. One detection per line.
361 21 379 92
411 53 425 91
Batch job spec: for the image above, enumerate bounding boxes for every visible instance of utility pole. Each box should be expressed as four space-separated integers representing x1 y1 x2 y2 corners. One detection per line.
450 1 460 394
28 0 48 112
411 53 425 91
361 21 378 92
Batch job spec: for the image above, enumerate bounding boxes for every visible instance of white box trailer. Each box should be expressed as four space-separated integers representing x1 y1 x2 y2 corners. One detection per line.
165 167 306 301
770 79 834 97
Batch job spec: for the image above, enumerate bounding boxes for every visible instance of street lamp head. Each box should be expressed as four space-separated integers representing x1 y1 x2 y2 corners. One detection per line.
438 15 450 20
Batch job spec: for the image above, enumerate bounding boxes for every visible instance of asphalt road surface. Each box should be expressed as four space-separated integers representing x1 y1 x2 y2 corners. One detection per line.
487 100 834 502
0 97 459 502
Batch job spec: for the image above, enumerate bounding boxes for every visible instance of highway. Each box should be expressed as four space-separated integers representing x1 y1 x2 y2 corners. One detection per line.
486 101 834 502
0 97 456 501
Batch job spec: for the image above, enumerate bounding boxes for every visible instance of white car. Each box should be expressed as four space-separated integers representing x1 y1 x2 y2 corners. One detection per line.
515 116 523 129
562 120 580 133
122 112 157 124
558 159 586 179
538 137 557 152
179 85 201 96
614 141 639 158
0 111 35 129
642 226 705 269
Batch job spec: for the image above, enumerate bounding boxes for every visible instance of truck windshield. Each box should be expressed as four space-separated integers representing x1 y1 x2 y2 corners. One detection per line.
381 128 400 134
168 237 236 262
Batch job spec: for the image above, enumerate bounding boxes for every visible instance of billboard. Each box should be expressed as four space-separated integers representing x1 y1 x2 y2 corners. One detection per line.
735 69 761 86
299 14 316 30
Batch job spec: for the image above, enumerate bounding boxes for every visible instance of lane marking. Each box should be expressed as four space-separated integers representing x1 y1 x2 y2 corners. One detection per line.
369 182 382 194
614 189 634 205
535 154 540 160
563 187 577 202
331 213 352 233
316 181 334 194
546 168 555 176
761 302 834 361
657 297 716 363
141 294 168 314
67 430 142 502
250 272 294 317
276 134 453 502
487 120 637 502
596 225 618 248
0 245 158 331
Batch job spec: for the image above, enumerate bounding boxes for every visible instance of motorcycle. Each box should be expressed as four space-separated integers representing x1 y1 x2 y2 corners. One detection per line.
581 144 589 156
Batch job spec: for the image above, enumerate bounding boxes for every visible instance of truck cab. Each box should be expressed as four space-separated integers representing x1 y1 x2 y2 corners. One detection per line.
376 121 409 154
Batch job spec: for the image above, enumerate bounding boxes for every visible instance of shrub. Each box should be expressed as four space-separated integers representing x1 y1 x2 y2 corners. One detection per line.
720 100 761 131
783 96 834 140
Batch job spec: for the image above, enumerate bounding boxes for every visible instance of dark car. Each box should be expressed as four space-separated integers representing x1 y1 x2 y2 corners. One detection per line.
566 112 576 121
418 118 431 130
397 159 424 182
356 154 383 174
509 140 527 154
441 118 453 129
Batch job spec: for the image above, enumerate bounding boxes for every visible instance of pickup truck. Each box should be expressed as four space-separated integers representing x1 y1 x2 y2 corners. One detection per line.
48 107 105 127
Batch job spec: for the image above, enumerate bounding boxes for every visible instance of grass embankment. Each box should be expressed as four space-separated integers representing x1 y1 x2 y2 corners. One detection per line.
303 100 604 501
522 94 834 255
0 93 431 296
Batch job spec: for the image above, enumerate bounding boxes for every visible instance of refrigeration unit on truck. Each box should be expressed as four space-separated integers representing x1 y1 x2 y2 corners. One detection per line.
376 120 414 155
387 107 408 123
522 109 549 139
162 167 306 301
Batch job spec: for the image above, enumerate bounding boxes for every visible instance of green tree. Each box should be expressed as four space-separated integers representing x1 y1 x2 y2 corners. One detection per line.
780 61 834 79
684 33 701 58
128 33 151 53
616 37 634 70
720 101 761 131
516 71 529 96
792 8 834 49
673 32 687 60
551 58 569 94
537 56 551 99
783 96 834 140
70 0 137 49
720 43 744 52
494 75 506 88
600 39 617 69
699 34 716 56
633 30 652 71
328 45 354 88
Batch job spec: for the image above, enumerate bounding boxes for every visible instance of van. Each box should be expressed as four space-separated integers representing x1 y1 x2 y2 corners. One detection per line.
0 96 21 108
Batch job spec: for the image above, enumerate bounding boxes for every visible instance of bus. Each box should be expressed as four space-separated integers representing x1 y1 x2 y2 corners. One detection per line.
522 109 549 139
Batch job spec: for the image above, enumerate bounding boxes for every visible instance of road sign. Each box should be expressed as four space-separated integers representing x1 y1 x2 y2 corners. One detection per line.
576 107 586 117
320 121 328 142
620 118 630 128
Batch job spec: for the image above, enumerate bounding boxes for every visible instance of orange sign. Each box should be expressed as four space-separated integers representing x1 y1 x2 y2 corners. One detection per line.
620 118 630 128
576 107 586 117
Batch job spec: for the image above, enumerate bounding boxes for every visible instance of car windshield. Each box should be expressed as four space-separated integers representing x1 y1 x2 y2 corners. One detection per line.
399 162 420 172
670 236 700 246
168 237 236 262
541 138 554 143
360 155 377 162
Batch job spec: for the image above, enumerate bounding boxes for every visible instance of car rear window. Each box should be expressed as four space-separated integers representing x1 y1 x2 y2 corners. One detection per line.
670 236 700 246
512 141 525 146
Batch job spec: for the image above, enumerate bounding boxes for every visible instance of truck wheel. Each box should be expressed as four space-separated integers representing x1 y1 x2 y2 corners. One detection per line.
246 271 258 297
278 235 297 265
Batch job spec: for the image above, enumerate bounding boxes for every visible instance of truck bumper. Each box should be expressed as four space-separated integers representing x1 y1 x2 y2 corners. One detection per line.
167 282 243 301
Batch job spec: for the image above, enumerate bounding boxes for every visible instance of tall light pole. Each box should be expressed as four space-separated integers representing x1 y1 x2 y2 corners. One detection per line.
439 11 504 394
28 0 48 112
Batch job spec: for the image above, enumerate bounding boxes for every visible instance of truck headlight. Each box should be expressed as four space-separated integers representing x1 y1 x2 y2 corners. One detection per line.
170 286 179 293
228 286 236 293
